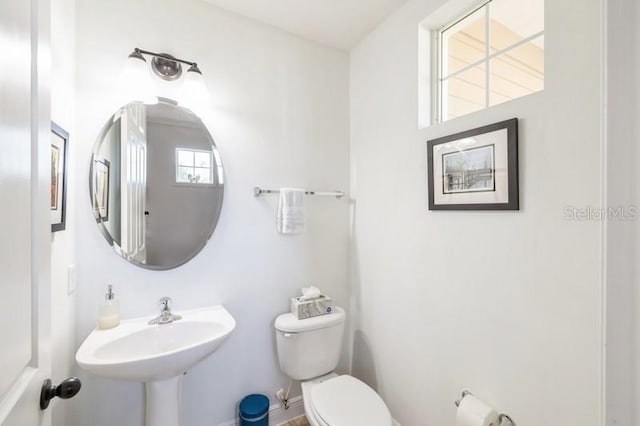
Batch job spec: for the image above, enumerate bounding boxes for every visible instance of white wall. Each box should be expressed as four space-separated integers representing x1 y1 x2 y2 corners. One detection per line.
51 0 77 424
72 1 349 425
605 0 640 424
349 1 603 425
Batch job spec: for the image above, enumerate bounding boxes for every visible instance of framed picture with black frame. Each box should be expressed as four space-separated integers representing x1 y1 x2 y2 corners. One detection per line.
92 158 110 222
427 118 519 210
51 122 69 232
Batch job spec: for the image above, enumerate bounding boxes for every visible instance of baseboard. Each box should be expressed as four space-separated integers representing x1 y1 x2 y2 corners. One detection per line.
217 395 305 426
272 396 305 425
217 395 399 426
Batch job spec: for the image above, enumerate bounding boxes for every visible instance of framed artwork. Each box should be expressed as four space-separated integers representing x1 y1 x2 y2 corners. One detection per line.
92 158 110 222
427 118 519 210
51 122 69 232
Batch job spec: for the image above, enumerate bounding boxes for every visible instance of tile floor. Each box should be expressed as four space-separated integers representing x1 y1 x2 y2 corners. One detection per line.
279 415 310 426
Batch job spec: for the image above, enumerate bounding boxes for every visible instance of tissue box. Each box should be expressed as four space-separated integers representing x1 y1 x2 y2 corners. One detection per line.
291 295 333 319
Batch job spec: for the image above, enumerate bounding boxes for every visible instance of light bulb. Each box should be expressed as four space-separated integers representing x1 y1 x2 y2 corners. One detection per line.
122 54 157 104
182 65 209 107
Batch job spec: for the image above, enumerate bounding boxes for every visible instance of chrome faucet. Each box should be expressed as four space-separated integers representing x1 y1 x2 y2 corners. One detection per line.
148 297 182 325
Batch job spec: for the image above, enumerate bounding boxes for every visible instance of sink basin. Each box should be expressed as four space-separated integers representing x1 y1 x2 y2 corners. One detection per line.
76 305 235 426
77 305 235 381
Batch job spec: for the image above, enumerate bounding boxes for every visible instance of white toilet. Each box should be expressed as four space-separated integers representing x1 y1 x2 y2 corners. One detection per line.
274 307 392 426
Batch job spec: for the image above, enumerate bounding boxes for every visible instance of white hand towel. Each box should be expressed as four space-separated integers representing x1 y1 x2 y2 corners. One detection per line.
277 188 305 235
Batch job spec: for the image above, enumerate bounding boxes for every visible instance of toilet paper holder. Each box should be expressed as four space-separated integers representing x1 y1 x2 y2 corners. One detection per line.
454 390 515 426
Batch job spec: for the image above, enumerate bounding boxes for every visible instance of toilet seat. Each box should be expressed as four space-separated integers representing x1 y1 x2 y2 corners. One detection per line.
308 375 391 426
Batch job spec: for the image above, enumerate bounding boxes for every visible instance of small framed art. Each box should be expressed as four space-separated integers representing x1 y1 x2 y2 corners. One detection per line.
51 122 69 232
92 158 110 222
427 118 519 210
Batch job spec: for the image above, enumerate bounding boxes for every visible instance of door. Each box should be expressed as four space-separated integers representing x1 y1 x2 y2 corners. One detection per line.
0 0 53 424
120 102 148 264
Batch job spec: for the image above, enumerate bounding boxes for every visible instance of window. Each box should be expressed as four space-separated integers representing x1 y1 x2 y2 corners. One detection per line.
437 0 544 122
175 148 214 184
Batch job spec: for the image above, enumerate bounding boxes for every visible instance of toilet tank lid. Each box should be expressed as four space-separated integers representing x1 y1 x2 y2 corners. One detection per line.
275 307 345 333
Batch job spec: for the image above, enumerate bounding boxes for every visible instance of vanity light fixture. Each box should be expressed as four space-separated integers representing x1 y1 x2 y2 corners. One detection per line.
127 48 204 82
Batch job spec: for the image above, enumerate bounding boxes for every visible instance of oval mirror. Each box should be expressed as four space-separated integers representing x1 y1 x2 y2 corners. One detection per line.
90 98 224 270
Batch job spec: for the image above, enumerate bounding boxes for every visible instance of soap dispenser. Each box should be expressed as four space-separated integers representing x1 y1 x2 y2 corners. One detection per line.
98 285 120 329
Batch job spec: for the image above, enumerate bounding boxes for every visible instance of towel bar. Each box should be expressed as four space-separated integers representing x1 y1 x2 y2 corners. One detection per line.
253 187 345 199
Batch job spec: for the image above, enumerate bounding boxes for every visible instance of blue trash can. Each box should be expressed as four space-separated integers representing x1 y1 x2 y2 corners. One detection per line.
239 394 269 426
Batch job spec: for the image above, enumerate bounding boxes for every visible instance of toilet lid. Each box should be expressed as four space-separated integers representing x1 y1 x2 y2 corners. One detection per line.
310 376 391 426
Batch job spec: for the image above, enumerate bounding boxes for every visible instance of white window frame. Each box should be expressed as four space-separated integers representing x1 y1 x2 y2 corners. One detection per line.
175 147 215 186
435 0 544 123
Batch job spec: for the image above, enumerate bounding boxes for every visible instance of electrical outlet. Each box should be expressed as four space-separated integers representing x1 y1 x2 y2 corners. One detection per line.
67 264 76 295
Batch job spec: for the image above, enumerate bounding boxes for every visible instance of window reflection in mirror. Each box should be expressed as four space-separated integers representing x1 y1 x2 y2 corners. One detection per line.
175 148 214 185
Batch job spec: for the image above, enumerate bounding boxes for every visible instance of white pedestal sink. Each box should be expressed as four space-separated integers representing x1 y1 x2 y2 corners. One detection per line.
76 305 235 426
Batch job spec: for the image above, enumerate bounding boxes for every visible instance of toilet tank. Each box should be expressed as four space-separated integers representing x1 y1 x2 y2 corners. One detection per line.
274 307 345 381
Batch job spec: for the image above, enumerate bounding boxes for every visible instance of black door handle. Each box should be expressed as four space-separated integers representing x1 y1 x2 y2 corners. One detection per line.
40 377 82 410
